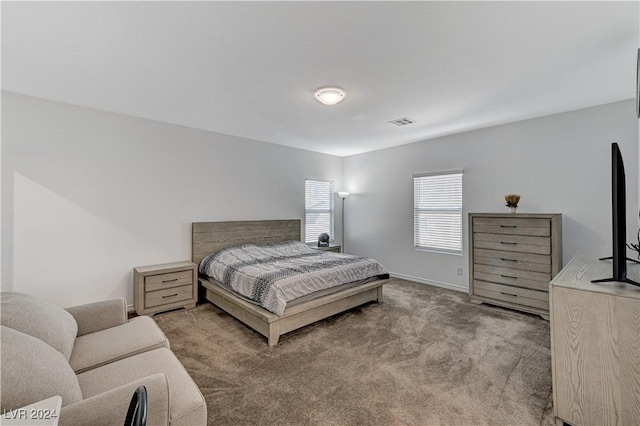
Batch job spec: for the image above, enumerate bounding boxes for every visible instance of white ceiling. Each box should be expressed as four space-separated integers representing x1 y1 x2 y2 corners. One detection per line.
2 1 638 157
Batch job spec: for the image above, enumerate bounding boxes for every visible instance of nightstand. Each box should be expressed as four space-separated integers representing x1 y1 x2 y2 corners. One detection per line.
134 261 197 315
313 244 341 253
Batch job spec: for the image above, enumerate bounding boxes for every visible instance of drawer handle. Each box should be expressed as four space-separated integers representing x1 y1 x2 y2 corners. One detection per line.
500 291 518 297
500 258 518 262
500 274 517 279
500 242 517 245
162 293 178 299
500 225 517 228
162 279 178 283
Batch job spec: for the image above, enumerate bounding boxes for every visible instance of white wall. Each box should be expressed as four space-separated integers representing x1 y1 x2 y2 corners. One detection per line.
3 92 636 304
343 100 639 290
1 92 343 307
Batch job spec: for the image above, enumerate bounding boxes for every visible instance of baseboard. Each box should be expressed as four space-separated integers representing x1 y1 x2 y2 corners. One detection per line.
126 304 134 313
389 272 468 293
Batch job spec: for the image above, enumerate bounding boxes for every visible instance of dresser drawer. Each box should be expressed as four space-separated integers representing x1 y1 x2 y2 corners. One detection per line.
472 217 550 236
474 264 551 285
473 270 549 291
474 248 551 273
145 285 193 308
145 270 193 292
473 281 549 310
473 233 550 255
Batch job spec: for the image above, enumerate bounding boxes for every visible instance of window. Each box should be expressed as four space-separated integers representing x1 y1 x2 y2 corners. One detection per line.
413 171 463 254
305 179 335 243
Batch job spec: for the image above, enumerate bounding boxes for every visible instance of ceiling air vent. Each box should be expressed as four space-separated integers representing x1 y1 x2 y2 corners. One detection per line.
388 117 415 126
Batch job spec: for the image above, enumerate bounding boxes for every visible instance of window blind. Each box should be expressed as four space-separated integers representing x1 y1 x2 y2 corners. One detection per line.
413 171 463 254
305 179 335 243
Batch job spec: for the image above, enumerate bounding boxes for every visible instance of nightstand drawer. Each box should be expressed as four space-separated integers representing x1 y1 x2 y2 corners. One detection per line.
323 246 341 253
145 270 193 292
312 245 341 253
145 285 193 308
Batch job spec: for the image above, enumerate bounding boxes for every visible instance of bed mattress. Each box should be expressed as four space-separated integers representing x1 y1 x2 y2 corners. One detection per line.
201 275 384 310
199 241 388 316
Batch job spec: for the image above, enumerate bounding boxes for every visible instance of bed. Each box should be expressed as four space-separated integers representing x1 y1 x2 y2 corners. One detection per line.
192 219 389 346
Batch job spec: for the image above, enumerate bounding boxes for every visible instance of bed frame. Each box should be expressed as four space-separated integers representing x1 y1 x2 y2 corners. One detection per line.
192 219 387 346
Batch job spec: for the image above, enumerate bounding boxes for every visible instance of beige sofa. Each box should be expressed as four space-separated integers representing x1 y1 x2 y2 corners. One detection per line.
0 292 207 426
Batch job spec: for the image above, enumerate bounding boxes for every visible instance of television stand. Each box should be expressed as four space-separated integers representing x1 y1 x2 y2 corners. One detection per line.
591 256 640 287
550 256 640 426
591 276 640 287
597 255 640 264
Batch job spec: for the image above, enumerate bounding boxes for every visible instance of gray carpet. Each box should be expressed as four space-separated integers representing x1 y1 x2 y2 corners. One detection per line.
154 279 555 425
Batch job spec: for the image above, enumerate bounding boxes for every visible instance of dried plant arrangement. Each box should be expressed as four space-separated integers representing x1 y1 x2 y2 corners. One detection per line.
505 194 521 208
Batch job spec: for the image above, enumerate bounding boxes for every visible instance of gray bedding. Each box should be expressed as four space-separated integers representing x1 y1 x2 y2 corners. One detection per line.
198 241 388 316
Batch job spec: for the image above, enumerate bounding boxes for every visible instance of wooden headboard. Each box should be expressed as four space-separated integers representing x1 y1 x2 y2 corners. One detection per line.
191 219 302 265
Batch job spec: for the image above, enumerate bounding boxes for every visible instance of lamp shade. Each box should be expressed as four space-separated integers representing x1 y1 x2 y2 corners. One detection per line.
338 192 350 199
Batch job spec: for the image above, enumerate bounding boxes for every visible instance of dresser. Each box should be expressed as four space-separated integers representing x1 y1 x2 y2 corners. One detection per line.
134 261 197 315
550 256 640 426
468 213 562 319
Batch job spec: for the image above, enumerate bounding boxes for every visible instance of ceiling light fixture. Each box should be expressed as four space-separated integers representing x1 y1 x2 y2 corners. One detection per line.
314 87 346 105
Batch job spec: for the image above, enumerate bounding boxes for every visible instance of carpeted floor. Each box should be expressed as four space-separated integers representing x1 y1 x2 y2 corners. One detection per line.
154 278 555 425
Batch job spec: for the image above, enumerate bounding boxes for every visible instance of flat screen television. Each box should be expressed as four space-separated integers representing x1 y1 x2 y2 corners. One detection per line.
592 142 640 287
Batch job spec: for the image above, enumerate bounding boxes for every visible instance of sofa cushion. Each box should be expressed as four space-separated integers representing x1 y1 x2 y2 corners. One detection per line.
0 292 77 359
1 326 83 411
70 315 170 373
77 348 206 426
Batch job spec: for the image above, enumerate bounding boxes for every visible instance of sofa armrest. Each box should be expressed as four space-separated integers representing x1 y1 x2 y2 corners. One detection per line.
66 299 127 336
59 373 170 426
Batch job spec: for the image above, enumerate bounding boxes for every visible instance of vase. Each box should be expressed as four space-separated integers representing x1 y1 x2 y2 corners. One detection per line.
508 206 517 214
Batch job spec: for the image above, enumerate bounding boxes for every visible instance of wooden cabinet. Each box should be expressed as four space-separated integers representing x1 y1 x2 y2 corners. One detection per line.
468 213 562 319
313 244 341 253
134 261 197 315
550 256 640 426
